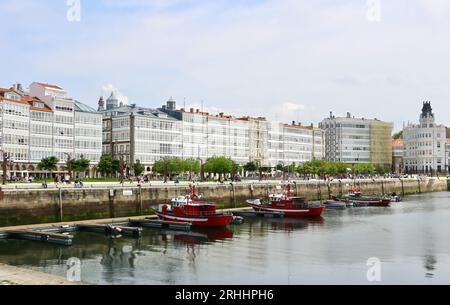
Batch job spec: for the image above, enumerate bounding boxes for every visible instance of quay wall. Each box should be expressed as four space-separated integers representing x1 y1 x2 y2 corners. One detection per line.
0 178 448 227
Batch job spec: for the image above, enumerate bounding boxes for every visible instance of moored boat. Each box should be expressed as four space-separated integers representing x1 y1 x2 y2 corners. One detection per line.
246 184 326 217
323 200 347 210
333 189 391 207
154 186 234 228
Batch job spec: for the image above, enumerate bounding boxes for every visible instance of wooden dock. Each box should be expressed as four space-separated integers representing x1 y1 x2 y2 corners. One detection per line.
4 230 73 246
76 224 142 237
140 218 192 231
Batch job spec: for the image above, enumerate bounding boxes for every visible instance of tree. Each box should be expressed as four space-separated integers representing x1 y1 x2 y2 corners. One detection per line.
38 156 59 183
375 164 386 175
335 162 350 176
276 164 284 172
204 157 233 180
132 160 145 177
72 155 90 178
98 155 114 177
243 162 259 174
393 130 403 140
153 157 185 181
183 158 201 180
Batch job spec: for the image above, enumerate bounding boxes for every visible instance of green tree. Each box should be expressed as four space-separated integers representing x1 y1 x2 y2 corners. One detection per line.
98 155 114 177
132 160 145 177
153 157 185 181
393 130 403 140
204 156 233 180
375 164 386 175
183 158 201 180
38 156 59 183
276 164 284 172
335 162 350 176
72 155 90 178
243 162 259 173
354 163 375 175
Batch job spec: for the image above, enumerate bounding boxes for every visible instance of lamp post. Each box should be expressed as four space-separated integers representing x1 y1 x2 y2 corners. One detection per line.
1 151 10 185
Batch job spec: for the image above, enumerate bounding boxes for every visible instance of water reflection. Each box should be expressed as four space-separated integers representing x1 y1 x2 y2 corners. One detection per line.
424 255 437 278
2 192 450 284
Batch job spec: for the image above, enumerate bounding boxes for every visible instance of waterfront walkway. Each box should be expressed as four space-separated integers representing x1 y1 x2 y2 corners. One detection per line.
0 176 431 191
0 263 82 285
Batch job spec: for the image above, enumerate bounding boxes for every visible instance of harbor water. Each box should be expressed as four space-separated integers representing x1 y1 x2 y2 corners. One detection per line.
1 192 450 285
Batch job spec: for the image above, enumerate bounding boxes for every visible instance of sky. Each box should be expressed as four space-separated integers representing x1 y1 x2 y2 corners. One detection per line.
2 0 450 132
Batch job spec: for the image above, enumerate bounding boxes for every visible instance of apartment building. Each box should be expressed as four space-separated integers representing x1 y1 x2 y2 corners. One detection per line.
319 112 393 169
0 83 102 178
403 102 447 173
100 102 182 171
267 121 324 167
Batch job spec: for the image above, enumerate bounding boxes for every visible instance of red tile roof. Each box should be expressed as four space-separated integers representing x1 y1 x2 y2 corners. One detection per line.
22 96 53 112
35 82 63 90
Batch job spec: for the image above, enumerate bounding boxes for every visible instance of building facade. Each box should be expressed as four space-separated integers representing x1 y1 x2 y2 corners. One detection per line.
0 83 102 179
268 122 324 167
403 102 447 174
319 112 393 168
101 103 183 172
160 102 269 166
392 139 404 174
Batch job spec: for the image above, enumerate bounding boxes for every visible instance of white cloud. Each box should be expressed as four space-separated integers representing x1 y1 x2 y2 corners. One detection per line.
2 0 450 131
102 84 129 105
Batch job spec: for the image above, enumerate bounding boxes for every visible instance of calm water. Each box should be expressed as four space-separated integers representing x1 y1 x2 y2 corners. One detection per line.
1 192 450 285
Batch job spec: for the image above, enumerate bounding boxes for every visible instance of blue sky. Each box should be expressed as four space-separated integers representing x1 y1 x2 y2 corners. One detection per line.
2 0 450 131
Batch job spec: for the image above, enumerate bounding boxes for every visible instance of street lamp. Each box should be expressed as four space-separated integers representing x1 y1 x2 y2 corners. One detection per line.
1 150 11 185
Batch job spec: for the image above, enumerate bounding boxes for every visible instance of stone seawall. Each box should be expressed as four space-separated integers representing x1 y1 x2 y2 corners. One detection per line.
0 178 448 227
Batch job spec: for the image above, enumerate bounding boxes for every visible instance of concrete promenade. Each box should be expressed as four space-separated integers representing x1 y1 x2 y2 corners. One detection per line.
0 177 448 227
0 263 82 285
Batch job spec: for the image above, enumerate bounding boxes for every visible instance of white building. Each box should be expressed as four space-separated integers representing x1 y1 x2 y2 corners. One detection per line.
403 102 447 174
101 102 183 172
268 121 324 167
0 82 102 179
446 139 450 173
320 112 393 168
161 101 269 166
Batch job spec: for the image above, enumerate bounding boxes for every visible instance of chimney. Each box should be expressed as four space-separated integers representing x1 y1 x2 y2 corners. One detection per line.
190 108 194 113
346 112 351 118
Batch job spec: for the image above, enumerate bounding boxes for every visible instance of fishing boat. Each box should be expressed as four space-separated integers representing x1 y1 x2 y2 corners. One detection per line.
323 200 347 210
333 189 391 207
154 186 234 228
246 184 326 217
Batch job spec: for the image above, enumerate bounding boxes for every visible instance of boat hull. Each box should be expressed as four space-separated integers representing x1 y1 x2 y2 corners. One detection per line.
338 198 391 207
155 211 234 228
248 203 325 217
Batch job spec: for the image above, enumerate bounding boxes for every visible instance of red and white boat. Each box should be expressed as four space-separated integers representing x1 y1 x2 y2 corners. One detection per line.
155 186 234 228
246 184 326 217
